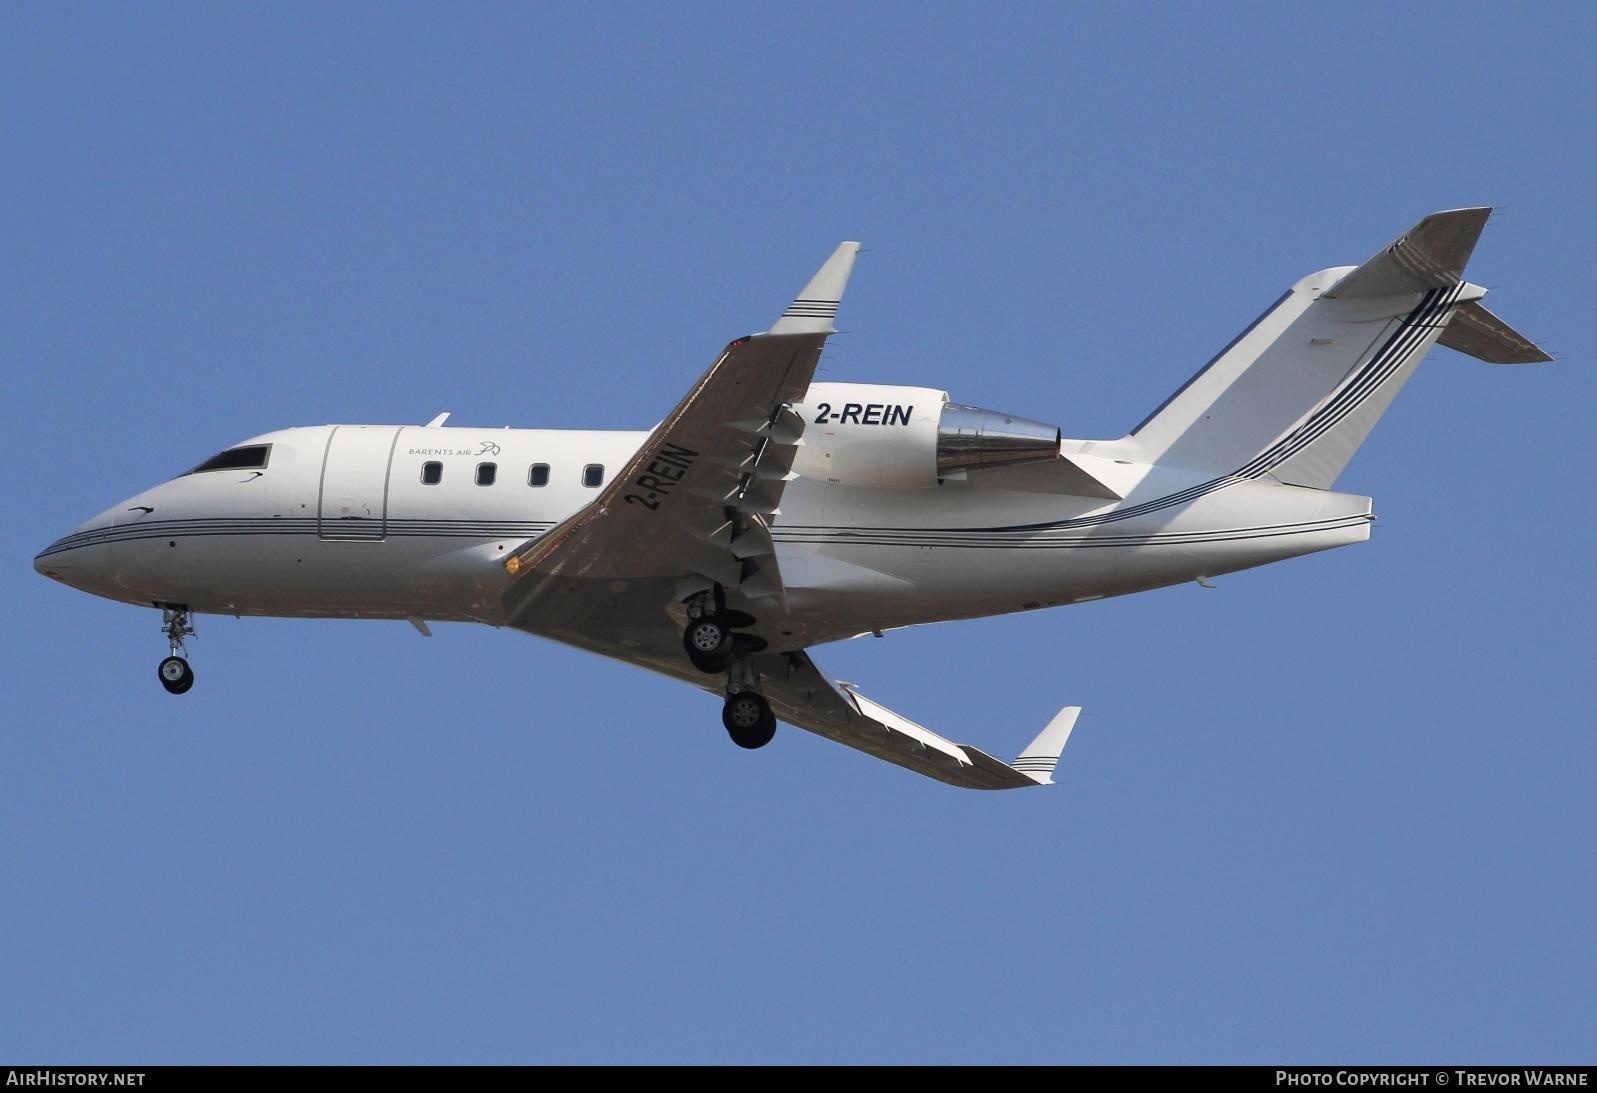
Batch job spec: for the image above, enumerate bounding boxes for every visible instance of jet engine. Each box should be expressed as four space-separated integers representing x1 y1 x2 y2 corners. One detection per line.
791 382 1061 489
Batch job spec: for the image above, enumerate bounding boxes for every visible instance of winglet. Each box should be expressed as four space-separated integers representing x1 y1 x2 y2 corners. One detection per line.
1009 706 1081 785
767 241 861 335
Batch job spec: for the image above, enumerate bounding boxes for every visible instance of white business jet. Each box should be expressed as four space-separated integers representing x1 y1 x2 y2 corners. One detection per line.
35 208 1548 790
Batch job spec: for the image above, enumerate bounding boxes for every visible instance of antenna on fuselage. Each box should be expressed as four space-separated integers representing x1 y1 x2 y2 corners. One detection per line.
424 412 451 428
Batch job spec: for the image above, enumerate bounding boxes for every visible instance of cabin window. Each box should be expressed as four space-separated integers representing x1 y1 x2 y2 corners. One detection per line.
421 461 443 485
528 463 550 487
583 464 603 488
184 444 272 475
476 462 498 486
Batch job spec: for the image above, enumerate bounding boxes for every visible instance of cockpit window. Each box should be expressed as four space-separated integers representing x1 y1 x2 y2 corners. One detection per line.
184 444 272 475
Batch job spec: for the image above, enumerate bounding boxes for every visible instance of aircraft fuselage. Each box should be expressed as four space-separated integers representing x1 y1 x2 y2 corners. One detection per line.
36 421 1372 653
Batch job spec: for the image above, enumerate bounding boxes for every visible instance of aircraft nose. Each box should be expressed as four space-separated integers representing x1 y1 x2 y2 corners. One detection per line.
35 508 118 587
35 533 79 582
37 497 157 597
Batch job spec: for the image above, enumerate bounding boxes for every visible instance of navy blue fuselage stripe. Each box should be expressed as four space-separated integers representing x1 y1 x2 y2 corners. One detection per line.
39 515 1370 558
766 517 1371 550
1240 284 1462 473
768 517 1371 548
37 519 556 555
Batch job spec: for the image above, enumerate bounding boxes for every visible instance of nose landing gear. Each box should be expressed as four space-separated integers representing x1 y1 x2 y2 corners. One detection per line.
158 655 194 694
157 605 195 695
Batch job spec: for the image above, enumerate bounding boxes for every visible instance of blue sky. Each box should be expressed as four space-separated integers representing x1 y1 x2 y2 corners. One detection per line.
5 3 1594 1064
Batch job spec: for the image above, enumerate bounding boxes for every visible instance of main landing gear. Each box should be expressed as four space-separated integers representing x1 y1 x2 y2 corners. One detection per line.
722 650 775 749
722 690 776 750
157 604 195 695
682 587 777 750
683 614 733 673
679 587 755 674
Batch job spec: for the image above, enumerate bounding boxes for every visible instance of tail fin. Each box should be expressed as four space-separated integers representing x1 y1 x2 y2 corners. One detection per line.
1129 208 1548 488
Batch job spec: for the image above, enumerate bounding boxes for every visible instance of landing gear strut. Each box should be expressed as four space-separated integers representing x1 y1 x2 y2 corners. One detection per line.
681 586 776 748
157 605 195 695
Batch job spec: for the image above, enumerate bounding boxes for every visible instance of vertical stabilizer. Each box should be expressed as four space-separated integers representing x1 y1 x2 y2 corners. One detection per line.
1127 208 1545 489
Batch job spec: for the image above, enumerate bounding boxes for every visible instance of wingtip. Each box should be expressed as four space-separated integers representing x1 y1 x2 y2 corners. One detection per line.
767 241 863 335
1010 705 1081 784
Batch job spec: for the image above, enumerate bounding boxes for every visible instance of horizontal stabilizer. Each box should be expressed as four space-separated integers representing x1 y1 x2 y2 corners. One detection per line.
1326 207 1490 299
1438 299 1552 364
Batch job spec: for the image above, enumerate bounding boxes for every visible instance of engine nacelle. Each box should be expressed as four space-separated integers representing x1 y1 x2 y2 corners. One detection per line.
791 382 1061 488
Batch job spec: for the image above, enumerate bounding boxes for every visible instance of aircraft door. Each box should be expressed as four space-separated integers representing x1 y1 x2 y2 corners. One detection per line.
318 425 399 541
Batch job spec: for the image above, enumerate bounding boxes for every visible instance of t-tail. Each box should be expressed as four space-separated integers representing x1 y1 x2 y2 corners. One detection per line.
1127 207 1550 486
